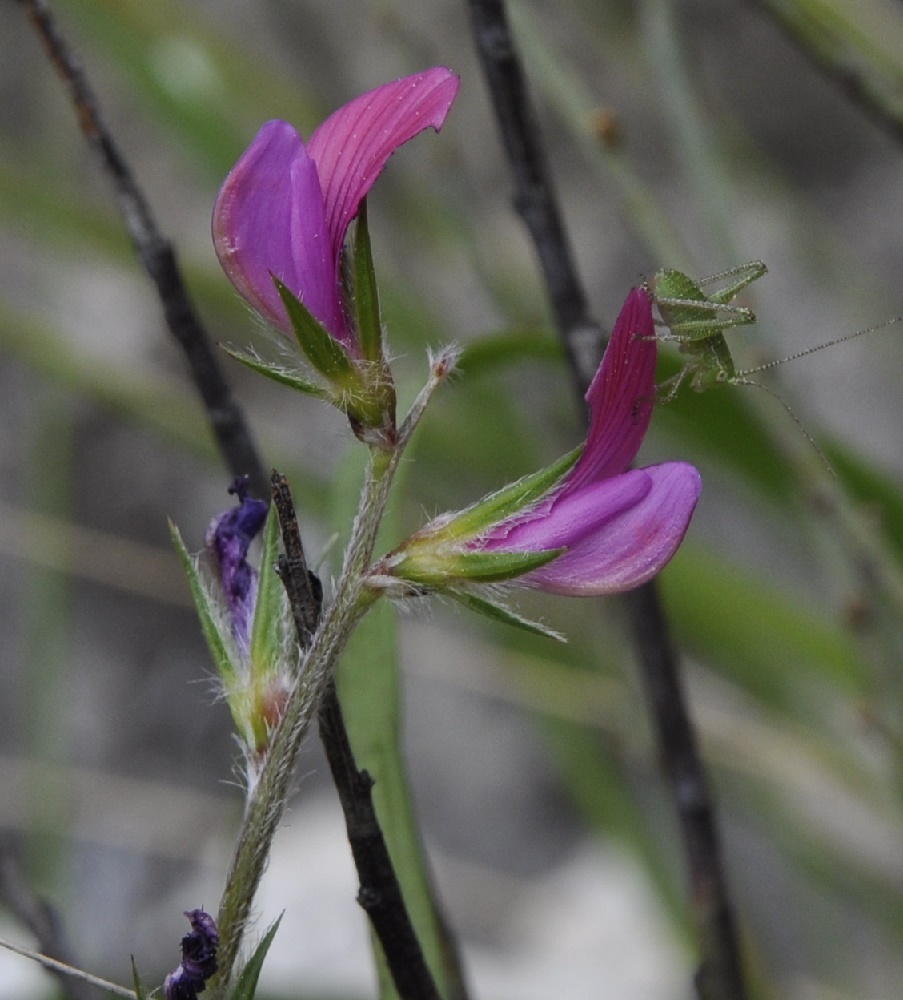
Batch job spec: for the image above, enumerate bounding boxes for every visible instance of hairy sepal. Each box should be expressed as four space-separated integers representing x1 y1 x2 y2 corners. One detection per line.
220 344 333 400
351 199 384 363
447 589 566 641
274 278 360 389
248 507 286 679
170 520 240 691
397 546 565 586
430 446 582 542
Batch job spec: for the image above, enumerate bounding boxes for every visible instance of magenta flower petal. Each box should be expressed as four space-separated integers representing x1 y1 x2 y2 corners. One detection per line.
213 68 460 348
456 287 701 596
308 68 461 264
485 469 650 552
565 286 657 491
513 463 702 595
213 121 345 339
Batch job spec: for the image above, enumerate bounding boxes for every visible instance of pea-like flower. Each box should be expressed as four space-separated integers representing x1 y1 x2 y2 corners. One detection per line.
212 68 460 352
375 288 701 603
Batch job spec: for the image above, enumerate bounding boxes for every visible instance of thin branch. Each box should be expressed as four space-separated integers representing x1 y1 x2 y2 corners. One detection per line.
0 834 96 1000
272 470 322 645
318 683 442 1000
19 0 268 501
466 0 604 391
0 935 136 1000
19 4 450 996
623 585 747 1000
466 3 748 998
270 471 441 1000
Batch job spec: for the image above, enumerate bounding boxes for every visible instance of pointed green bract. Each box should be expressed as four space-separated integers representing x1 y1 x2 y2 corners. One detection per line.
228 914 283 1000
274 277 360 386
352 199 384 362
170 520 239 690
221 344 332 399
447 589 567 641
130 958 149 1000
398 545 565 586
438 446 582 540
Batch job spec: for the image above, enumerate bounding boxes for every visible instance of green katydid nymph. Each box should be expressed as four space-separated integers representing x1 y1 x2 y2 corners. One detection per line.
647 261 768 400
644 260 901 468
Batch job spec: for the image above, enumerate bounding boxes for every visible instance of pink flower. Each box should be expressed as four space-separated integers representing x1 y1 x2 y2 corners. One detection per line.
213 68 460 350
472 287 701 595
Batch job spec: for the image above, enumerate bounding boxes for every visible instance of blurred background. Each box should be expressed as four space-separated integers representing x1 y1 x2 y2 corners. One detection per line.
1 0 903 997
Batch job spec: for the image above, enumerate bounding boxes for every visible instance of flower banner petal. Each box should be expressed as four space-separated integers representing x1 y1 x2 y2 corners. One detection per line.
566 287 657 491
308 68 460 262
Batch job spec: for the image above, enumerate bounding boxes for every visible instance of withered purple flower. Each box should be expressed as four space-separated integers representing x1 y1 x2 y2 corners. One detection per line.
205 477 268 651
164 909 219 1000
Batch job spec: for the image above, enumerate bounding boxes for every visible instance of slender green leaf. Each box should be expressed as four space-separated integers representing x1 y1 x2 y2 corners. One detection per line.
662 543 864 707
454 329 564 375
229 914 283 1000
334 447 466 1000
130 958 149 1000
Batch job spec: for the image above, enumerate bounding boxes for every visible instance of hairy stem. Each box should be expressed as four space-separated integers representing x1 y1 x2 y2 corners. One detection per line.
211 444 404 994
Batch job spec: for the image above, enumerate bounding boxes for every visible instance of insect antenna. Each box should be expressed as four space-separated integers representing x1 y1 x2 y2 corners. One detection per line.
738 315 903 376
731 375 835 476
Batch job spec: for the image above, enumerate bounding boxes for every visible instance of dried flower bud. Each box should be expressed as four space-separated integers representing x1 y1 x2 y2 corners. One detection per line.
164 909 219 1000
206 476 268 652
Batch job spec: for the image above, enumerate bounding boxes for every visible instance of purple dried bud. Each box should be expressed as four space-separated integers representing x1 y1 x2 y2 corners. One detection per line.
206 477 268 650
164 909 220 1000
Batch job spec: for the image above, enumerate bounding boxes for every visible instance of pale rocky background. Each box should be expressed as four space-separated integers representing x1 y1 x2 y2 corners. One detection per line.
1 0 902 998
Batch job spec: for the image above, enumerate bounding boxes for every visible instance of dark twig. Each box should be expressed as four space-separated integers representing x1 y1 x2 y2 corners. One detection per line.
271 472 441 1000
19 0 268 501
318 684 442 1000
467 3 748 998
466 0 604 391
20 3 446 995
624 585 747 1000
0 834 93 1000
271 471 322 645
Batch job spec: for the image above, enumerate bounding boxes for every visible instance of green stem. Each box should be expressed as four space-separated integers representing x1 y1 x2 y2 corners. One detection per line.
209 442 399 997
